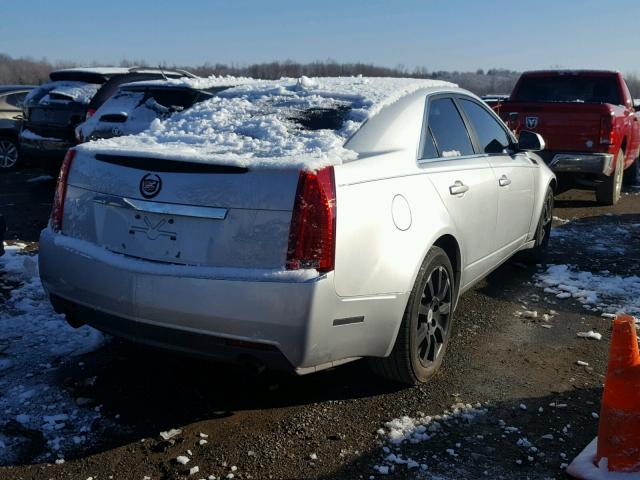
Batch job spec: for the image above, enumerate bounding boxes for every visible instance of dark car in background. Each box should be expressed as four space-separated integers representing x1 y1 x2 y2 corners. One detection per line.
76 79 238 142
0 85 34 170
20 67 194 174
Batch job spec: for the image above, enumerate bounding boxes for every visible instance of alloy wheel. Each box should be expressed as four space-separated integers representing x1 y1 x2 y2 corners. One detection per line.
0 140 18 170
416 266 452 367
539 189 553 244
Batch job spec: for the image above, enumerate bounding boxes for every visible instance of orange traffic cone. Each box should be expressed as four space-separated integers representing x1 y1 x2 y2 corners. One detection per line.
596 314 640 472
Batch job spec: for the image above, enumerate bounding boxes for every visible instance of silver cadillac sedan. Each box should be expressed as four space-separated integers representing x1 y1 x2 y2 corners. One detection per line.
39 77 555 384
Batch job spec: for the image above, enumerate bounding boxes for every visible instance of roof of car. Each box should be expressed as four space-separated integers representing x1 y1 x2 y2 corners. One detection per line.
521 69 620 76
78 76 457 170
0 85 35 93
50 67 195 83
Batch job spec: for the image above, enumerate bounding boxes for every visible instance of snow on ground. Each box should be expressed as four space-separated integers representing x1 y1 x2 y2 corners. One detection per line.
0 243 108 464
535 264 640 317
535 219 640 317
372 403 488 478
78 76 456 170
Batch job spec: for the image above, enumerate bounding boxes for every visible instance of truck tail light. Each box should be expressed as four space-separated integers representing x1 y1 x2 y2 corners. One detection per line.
51 149 75 232
599 114 615 145
85 108 96 120
286 166 336 273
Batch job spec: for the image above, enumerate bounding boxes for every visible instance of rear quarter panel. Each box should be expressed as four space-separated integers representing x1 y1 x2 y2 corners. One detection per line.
333 159 455 298
334 90 459 298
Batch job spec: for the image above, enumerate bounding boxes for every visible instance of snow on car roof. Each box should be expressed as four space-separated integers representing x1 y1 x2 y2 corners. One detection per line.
78 76 456 170
119 75 255 91
53 67 132 76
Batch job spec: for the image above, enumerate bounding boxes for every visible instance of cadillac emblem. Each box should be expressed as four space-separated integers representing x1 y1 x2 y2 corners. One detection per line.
140 173 162 199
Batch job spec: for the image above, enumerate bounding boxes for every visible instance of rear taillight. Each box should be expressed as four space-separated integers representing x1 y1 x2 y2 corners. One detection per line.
85 108 96 120
51 149 75 232
286 166 336 273
600 114 615 145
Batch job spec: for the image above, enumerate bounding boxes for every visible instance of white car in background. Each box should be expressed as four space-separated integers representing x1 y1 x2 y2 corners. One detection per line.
75 77 246 143
39 77 555 384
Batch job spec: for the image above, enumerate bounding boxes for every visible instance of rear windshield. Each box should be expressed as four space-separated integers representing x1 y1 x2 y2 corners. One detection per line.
513 75 622 105
89 73 187 110
25 81 101 106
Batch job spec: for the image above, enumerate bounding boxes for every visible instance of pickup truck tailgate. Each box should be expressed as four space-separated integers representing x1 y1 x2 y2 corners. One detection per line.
501 103 617 151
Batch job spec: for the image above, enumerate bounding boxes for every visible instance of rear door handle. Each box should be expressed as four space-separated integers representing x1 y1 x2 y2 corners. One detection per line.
499 175 511 187
449 181 469 195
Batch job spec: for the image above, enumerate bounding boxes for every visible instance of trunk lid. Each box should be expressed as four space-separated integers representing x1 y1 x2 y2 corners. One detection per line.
62 150 299 269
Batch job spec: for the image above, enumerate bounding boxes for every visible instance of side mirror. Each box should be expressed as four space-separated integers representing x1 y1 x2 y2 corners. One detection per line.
517 130 545 152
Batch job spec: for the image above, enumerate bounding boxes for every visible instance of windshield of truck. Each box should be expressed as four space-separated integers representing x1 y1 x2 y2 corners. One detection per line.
513 75 621 105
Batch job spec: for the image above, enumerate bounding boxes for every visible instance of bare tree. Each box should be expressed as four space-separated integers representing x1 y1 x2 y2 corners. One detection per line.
1 52 636 98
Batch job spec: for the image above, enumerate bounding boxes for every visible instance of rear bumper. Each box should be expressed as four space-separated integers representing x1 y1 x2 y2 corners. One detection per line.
38 229 407 373
546 152 614 176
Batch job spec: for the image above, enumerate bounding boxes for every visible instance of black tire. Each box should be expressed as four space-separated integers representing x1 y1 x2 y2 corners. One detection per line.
522 185 553 264
623 154 640 186
0 137 19 171
369 246 455 385
596 150 624 205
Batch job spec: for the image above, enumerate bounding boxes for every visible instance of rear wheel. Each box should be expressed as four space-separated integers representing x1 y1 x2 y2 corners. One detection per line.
596 150 624 205
369 246 455 385
0 138 19 171
623 154 640 186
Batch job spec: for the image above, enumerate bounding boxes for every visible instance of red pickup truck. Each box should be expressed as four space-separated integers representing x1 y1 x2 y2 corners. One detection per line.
497 70 640 204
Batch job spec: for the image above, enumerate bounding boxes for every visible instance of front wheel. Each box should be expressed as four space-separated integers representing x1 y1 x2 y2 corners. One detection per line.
369 246 455 385
0 138 19 171
596 150 624 205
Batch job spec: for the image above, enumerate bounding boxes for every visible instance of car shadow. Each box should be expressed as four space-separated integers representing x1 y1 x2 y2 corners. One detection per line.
25 340 404 464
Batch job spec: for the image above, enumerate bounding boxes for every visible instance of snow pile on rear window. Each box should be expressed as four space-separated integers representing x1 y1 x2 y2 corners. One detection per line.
26 81 100 105
79 76 455 170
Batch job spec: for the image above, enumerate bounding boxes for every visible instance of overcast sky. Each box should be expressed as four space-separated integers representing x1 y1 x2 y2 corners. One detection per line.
3 0 640 72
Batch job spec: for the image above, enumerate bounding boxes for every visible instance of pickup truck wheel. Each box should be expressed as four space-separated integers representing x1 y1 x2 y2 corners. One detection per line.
369 246 455 385
596 150 623 205
623 154 640 186
0 138 19 171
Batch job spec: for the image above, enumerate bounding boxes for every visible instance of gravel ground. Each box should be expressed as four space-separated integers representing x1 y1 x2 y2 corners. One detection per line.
0 168 639 480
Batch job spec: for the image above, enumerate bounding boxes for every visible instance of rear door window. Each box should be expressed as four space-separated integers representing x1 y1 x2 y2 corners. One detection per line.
5 92 27 108
513 75 622 105
423 97 474 159
459 98 511 154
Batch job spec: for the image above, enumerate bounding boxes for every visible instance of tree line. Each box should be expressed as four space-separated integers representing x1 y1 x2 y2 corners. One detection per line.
1 53 639 98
